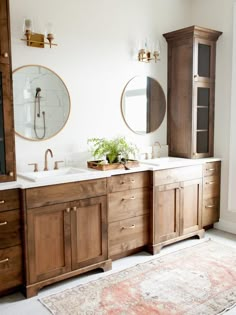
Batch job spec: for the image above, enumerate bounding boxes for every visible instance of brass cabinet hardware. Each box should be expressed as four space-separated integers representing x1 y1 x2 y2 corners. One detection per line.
9 171 14 177
54 160 64 170
122 196 135 201
206 181 216 185
206 168 215 171
0 258 9 264
205 204 216 208
0 200 5 204
0 221 7 226
73 206 77 211
121 179 135 184
65 208 70 213
28 163 38 172
121 224 136 230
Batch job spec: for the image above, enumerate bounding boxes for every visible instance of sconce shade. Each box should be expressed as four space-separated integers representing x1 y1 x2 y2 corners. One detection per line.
21 18 57 48
138 39 160 63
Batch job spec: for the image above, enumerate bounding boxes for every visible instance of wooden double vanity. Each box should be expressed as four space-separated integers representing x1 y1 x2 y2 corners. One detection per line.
0 159 221 298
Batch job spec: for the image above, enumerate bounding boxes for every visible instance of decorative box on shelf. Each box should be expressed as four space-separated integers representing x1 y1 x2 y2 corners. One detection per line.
87 159 139 171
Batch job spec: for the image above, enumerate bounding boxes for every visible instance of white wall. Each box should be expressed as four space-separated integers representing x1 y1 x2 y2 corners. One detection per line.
9 0 192 170
9 0 236 233
190 0 236 233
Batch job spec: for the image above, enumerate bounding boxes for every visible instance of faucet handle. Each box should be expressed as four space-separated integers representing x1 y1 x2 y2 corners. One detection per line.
54 160 64 170
28 163 38 172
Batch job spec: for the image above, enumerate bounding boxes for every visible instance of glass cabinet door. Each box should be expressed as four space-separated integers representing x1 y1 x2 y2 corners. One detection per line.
194 38 216 83
0 71 6 175
194 83 214 157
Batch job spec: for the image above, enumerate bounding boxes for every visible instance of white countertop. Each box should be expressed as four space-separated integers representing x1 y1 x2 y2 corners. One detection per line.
0 157 221 190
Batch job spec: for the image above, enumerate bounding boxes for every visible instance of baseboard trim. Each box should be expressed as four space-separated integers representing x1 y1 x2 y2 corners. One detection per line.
214 219 236 234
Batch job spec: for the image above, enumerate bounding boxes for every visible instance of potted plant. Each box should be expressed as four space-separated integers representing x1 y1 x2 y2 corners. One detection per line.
87 136 138 169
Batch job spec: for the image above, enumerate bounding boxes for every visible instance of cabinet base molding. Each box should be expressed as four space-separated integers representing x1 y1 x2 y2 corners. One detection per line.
148 229 205 255
23 259 112 298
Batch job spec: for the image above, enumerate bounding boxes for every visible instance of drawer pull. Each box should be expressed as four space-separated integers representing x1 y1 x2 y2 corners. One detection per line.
206 168 215 171
205 204 216 208
73 206 77 211
65 208 71 213
0 258 9 264
206 181 216 185
121 224 135 230
0 221 7 226
0 200 5 204
122 196 135 201
121 179 135 184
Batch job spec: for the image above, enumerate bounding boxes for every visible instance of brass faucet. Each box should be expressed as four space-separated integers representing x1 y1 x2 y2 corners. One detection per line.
152 141 162 158
44 149 53 171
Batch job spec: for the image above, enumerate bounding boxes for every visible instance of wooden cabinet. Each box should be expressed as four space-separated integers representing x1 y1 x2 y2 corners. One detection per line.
22 179 111 297
163 26 222 159
0 189 22 295
107 172 150 259
0 0 16 182
150 165 204 254
202 161 221 228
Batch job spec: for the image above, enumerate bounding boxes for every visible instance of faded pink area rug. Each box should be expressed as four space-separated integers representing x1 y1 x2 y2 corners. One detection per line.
40 240 236 315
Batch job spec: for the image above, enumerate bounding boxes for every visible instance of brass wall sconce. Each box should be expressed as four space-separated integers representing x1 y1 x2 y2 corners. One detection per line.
21 18 57 48
138 39 160 63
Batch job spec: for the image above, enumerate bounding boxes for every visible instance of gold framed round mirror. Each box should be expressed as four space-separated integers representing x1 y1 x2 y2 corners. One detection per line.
13 65 71 141
121 76 166 134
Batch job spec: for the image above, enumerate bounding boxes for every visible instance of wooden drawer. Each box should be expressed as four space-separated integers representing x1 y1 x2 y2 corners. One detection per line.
0 189 20 212
108 172 150 193
203 175 220 199
153 165 203 186
25 178 107 208
0 245 23 293
0 209 21 249
108 188 150 222
109 214 149 257
202 197 220 227
204 161 221 177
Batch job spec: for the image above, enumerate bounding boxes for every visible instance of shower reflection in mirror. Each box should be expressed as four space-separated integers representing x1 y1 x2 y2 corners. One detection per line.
34 87 46 139
13 65 70 141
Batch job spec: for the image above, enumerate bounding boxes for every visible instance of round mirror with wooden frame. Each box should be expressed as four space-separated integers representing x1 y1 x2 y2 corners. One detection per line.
121 76 166 134
13 65 71 141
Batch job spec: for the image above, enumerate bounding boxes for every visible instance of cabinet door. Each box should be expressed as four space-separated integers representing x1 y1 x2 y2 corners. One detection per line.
0 0 10 65
193 38 216 83
0 63 15 181
153 183 180 244
71 196 108 270
27 203 71 284
192 81 214 158
180 178 202 235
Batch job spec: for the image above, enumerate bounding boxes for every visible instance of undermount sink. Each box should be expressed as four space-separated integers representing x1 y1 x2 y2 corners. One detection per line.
17 167 90 182
141 157 185 166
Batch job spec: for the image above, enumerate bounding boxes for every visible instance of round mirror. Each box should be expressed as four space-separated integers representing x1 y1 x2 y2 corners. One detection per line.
121 76 166 134
13 65 70 141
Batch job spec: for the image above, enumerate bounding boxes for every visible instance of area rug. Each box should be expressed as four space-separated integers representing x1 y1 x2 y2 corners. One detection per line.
40 240 236 315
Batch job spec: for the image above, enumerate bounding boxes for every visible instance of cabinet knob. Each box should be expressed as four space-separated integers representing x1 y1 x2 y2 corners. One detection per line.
65 207 70 213
2 52 8 58
0 200 5 204
73 206 77 211
9 171 14 177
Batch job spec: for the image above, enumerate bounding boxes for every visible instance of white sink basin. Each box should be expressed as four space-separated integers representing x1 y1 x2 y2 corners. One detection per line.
141 157 184 166
18 167 90 182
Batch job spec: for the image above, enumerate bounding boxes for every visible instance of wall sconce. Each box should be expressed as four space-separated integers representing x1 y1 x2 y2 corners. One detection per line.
21 18 57 48
138 39 160 63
